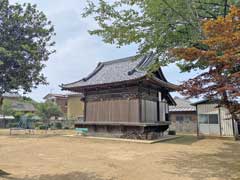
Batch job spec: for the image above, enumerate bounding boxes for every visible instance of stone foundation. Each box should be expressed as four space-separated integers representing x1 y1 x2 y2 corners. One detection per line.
75 122 169 140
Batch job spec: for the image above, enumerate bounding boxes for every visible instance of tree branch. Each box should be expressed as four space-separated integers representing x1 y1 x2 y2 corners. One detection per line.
162 0 199 31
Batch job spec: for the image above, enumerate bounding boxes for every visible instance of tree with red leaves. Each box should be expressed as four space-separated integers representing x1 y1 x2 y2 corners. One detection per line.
172 6 240 138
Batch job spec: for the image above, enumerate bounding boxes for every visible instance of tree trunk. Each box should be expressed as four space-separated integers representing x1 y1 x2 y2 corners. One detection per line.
222 92 239 140
0 96 3 108
224 0 228 17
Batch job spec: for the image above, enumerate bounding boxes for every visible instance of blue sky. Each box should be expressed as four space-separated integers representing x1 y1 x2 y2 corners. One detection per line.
10 0 198 102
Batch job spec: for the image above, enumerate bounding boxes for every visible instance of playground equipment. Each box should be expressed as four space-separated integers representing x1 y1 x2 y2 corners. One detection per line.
10 115 40 135
18 115 33 129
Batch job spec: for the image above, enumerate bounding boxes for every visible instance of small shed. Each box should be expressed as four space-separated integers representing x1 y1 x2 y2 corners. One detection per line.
193 100 239 137
62 53 177 139
169 97 197 133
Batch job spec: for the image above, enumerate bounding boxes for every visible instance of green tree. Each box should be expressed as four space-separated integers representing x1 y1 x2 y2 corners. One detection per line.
172 6 240 137
0 0 55 104
83 0 239 65
0 100 14 116
36 102 63 123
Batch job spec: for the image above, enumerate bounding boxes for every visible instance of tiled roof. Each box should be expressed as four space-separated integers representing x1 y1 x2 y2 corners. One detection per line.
3 92 20 98
11 102 36 112
43 93 68 100
62 53 177 90
169 97 196 112
67 93 84 98
191 99 220 105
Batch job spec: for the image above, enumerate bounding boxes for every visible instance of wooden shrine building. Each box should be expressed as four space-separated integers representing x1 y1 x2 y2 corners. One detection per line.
62 53 177 139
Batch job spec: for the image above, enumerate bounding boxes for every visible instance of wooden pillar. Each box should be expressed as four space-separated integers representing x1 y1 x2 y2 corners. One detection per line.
138 83 142 123
83 91 87 122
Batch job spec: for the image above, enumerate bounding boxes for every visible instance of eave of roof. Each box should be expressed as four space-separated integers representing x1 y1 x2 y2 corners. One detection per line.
43 93 67 99
62 76 146 92
145 76 179 91
191 99 220 106
169 108 196 112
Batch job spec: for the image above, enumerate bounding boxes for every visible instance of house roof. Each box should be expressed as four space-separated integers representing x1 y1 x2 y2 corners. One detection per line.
169 97 196 112
62 53 178 91
67 93 84 98
3 92 21 99
0 115 15 120
11 102 36 112
191 99 220 106
43 93 68 100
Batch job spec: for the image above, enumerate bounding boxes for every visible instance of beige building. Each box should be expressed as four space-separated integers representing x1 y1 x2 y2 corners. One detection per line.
67 94 84 120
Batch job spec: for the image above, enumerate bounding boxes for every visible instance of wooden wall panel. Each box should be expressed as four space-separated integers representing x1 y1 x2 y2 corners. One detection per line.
119 100 129 122
141 100 158 123
159 102 166 122
197 104 218 114
111 100 120 122
85 99 140 122
220 107 233 137
141 100 146 122
129 99 139 122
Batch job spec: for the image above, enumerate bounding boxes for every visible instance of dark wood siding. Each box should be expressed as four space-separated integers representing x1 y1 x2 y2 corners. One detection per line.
86 99 139 122
141 100 158 123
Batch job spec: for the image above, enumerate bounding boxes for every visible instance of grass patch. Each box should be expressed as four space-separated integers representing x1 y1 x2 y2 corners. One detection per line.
163 135 201 145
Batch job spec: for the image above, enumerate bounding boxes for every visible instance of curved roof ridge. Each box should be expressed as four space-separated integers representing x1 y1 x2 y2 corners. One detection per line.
61 63 104 88
127 54 149 75
82 62 104 82
101 55 137 65
128 52 155 75
138 52 155 68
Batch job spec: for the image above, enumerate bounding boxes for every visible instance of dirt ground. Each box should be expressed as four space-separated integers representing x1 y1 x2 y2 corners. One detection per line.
0 130 239 180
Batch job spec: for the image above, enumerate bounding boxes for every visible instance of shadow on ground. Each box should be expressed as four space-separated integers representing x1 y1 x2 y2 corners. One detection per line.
0 169 10 176
162 135 202 145
160 141 240 180
0 171 114 180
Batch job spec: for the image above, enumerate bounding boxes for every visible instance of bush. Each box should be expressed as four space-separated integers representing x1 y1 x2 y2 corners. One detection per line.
8 122 19 128
39 125 47 130
168 130 176 135
55 122 62 129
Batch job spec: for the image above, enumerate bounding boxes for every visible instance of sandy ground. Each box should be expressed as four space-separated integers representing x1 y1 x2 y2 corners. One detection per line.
0 131 239 180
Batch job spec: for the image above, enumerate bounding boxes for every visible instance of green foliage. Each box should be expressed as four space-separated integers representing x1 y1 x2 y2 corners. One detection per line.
36 102 63 121
83 0 240 67
13 111 24 121
38 124 47 130
8 122 19 128
54 122 62 129
0 0 55 96
0 100 14 115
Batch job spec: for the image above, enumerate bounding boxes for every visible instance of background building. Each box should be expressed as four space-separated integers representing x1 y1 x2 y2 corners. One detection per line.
62 53 177 139
43 94 68 114
169 97 197 133
67 93 84 121
193 100 239 137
